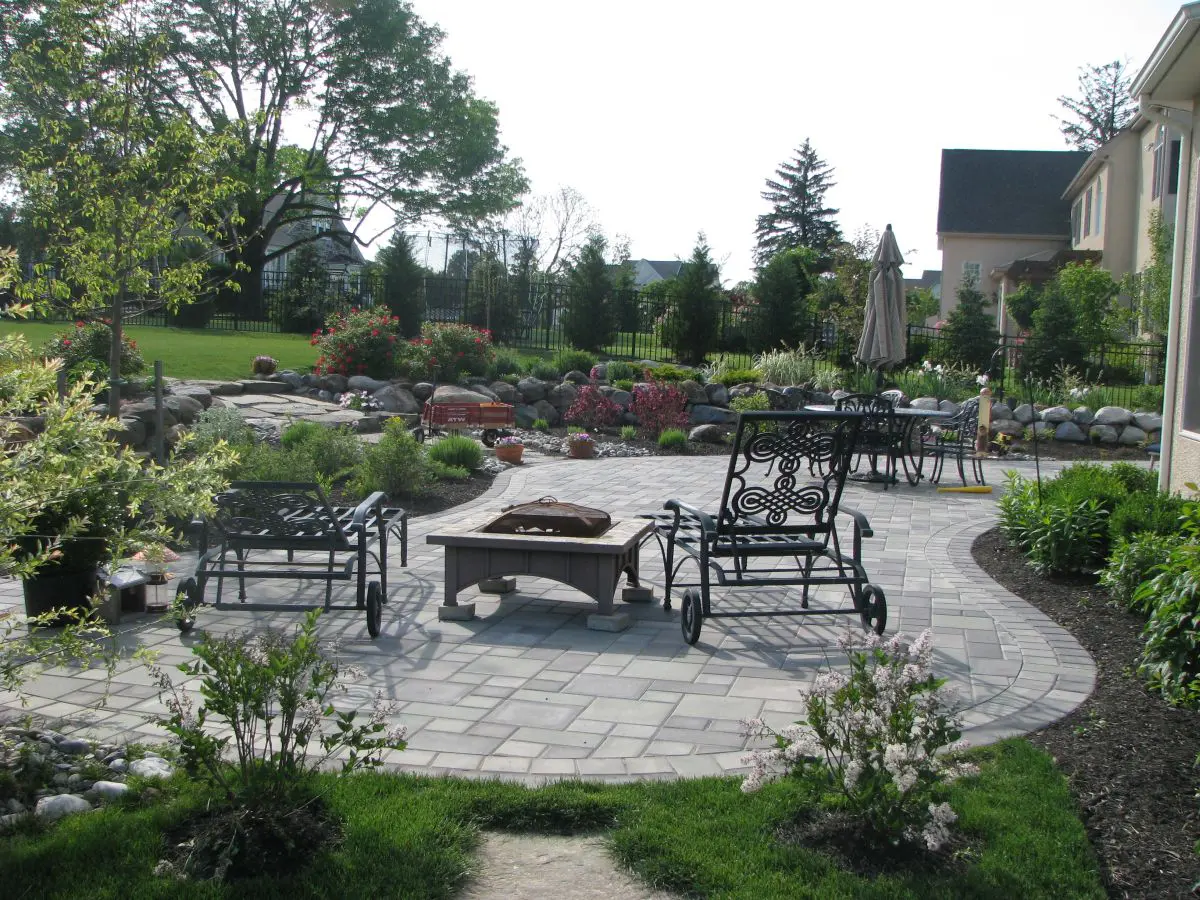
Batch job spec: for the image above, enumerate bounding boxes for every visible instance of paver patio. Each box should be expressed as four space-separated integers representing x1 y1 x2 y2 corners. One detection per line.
0 454 1095 783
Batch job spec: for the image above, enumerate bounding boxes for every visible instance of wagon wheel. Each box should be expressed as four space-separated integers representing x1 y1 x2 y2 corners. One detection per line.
366 581 384 638
858 584 887 635
481 428 499 447
410 426 426 443
681 589 704 645
174 577 200 633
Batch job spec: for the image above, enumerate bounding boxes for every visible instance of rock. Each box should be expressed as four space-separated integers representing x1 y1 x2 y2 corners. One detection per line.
317 390 334 403
207 381 244 396
411 382 434 402
465 383 500 401
532 399 560 426
109 758 127 774
610 390 633 410
517 377 546 403
6 798 25 814
128 757 175 780
0 812 31 831
347 375 389 393
689 404 738 426
301 373 318 387
1089 424 1119 444
170 384 213 409
317 374 349 394
163 395 204 425
1054 421 1087 442
679 380 707 404
89 781 130 801
990 419 1024 437
830 389 851 403
937 399 961 414
809 390 835 405
277 371 304 391
432 384 493 405
688 424 727 444
990 402 1012 421
371 385 420 414
163 424 187 447
562 370 591 385
1041 405 1073 424
35 794 91 822
238 380 292 394
1012 403 1036 424
704 383 729 406
1032 421 1055 436
58 738 90 756
1133 412 1163 432
354 415 382 434
547 383 577 412
1093 406 1132 427
911 397 939 410
1120 425 1147 445
591 363 607 382
120 401 177 428
489 381 518 404
514 405 540 428
1073 406 1094 426
113 418 147 448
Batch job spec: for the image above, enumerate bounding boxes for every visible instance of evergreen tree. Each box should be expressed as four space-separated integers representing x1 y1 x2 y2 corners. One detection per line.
747 249 813 352
660 236 720 365
376 229 426 337
1022 283 1085 380
276 244 336 334
941 277 998 371
562 234 616 353
1056 61 1137 152
754 139 842 266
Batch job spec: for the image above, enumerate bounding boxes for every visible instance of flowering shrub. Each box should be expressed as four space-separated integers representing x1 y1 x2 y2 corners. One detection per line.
394 322 494 382
564 385 622 431
630 380 688 439
313 307 403 378
741 629 970 851
42 321 144 382
252 355 277 375
339 390 381 412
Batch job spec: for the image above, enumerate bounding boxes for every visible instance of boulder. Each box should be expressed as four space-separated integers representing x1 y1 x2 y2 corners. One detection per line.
169 384 213 409
57 738 91 755
1041 405 1073 424
1119 425 1147 446
514 404 540 428
239 379 291 394
937 399 961 414
1133 412 1163 432
783 386 811 406
689 404 737 426
1032 420 1055 436
317 390 335 403
990 402 1012 421
301 373 318 387
276 371 304 391
1092 406 1132 427
163 395 204 425
411 382 434 403
1054 421 1087 442
704 382 729 407
689 424 727 444
163 424 188 447
347 375 389 393
517 377 547 403
353 415 382 434
207 381 244 396
129 756 175 780
465 383 500 401
432 384 492 405
120 401 177 429
990 419 1024 437
1073 406 1094 426
35 794 91 822
371 385 420 414
547 383 578 411
317 374 349 394
830 389 851 402
809 390 835 405
563 369 591 385
591 363 607 382
610 389 633 410
113 418 147 448
1089 424 1119 444
489 381 518 404
1012 403 1036 424
679 380 708 404
911 397 939 410
89 781 130 801
532 399 560 426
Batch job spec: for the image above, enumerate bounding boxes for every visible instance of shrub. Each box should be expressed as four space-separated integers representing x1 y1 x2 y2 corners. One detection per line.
235 443 327 491
657 428 688 450
486 348 525 380
1106 462 1158 496
273 244 344 334
561 234 617 353
395 322 494 383
427 434 483 470
940 276 998 371
604 361 638 382
730 391 770 413
619 425 637 440
644 363 697 383
613 378 634 392
428 460 470 481
528 360 560 381
564 385 621 431
190 406 254 454
999 468 1114 573
741 630 969 851
350 419 432 498
630 380 688 439
656 237 720 365
1102 532 1183 612
42 321 145 382
1109 491 1186 545
313 307 402 379
280 420 323 450
754 347 812 386
280 421 364 480
553 349 598 376
531 418 550 432
717 367 762 387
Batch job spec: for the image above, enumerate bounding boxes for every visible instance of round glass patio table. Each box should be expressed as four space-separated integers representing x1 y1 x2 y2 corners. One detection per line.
804 404 957 485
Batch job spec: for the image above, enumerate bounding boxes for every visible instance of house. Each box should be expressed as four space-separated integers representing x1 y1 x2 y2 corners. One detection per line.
903 269 942 302
937 149 1089 331
631 259 683 289
1131 1 1200 491
259 195 365 286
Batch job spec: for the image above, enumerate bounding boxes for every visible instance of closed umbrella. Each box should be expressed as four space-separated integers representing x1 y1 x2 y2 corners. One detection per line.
855 224 907 371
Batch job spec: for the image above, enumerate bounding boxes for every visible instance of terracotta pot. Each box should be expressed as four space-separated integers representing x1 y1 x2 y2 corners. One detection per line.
495 443 524 464
568 441 595 460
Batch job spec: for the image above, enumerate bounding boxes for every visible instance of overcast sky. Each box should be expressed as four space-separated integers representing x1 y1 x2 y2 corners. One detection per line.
404 0 1182 284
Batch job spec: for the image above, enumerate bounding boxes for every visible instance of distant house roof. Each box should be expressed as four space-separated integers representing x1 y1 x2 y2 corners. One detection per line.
904 269 941 292
937 149 1090 237
631 259 684 288
264 194 365 269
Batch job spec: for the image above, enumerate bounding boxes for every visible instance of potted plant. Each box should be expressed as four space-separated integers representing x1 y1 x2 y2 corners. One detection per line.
494 435 524 464
132 544 180 585
251 354 278 377
567 431 595 460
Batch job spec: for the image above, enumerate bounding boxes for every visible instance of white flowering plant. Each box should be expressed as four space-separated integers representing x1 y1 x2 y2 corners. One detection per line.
741 629 972 851
148 609 406 804
338 389 381 412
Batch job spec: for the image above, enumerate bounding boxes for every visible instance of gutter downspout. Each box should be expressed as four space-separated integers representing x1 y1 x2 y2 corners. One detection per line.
1140 95 1193 491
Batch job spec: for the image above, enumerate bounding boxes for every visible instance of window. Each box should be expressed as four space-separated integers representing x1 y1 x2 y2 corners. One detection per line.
1169 140 1182 194
1083 187 1093 237
962 261 981 285
1094 177 1103 235
1071 199 1082 244
1152 127 1165 200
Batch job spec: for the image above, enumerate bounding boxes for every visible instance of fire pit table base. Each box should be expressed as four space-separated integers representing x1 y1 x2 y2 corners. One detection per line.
427 517 654 632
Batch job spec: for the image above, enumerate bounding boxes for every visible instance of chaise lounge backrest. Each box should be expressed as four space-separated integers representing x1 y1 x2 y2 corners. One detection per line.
211 482 349 550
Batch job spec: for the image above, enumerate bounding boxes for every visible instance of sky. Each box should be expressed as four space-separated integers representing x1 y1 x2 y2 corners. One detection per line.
402 0 1183 285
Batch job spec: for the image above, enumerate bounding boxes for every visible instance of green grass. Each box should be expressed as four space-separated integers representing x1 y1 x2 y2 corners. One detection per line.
0 322 318 380
0 740 1104 899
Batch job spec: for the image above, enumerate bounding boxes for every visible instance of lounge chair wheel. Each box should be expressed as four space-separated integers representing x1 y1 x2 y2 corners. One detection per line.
858 584 887 635
481 428 499 447
366 581 383 638
174 577 199 633
681 589 703 645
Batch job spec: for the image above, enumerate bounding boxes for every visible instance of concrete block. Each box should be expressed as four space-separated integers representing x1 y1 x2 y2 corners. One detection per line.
621 586 655 603
479 577 517 594
438 602 477 621
587 612 632 632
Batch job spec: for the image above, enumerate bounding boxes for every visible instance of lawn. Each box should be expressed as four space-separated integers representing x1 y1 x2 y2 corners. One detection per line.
0 740 1104 899
0 321 318 381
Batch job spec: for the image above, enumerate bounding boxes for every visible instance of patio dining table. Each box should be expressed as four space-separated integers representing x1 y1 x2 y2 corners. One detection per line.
804 404 957 485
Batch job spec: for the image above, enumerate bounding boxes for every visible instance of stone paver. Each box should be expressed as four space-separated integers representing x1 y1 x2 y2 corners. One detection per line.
0 453 1096 783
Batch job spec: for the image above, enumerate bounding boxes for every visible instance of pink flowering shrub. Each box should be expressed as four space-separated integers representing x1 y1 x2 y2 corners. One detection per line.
564 385 622 431
630 379 688 439
740 629 971 851
313 307 402 378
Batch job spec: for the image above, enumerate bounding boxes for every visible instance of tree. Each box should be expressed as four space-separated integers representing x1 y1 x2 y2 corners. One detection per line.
502 186 598 278
1055 262 1119 345
1022 283 1085 380
3 0 529 313
376 230 427 337
747 249 814 353
660 235 720 365
9 0 240 416
940 277 998 372
275 244 336 334
813 228 878 345
754 139 842 266
905 287 939 326
464 254 520 343
1056 61 1138 152
610 234 639 335
1122 209 1173 337
1005 283 1042 332
562 234 616 353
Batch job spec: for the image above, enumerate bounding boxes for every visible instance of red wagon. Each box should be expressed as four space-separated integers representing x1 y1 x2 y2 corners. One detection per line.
415 400 515 446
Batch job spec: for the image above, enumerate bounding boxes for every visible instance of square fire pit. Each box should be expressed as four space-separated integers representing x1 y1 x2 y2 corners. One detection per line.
426 510 653 631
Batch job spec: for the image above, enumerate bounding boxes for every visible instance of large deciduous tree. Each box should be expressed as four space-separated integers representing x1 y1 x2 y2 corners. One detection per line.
1056 61 1138 152
754 139 842 267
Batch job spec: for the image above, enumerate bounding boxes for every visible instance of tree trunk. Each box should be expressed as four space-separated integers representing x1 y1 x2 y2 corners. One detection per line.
108 279 125 418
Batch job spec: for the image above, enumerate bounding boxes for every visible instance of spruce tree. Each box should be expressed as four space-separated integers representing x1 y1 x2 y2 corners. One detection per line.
376 229 426 337
562 234 616 352
754 139 842 267
660 236 720 365
941 276 998 371
1021 283 1085 381
748 249 813 352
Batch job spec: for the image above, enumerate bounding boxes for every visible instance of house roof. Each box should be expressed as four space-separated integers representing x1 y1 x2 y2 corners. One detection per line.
1132 2 1200 104
642 260 683 280
937 149 1090 237
904 270 941 292
264 194 366 266
1062 127 1141 200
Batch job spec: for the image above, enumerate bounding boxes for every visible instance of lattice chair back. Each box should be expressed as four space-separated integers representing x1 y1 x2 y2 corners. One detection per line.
716 411 860 543
835 393 895 445
947 397 980 438
212 481 346 546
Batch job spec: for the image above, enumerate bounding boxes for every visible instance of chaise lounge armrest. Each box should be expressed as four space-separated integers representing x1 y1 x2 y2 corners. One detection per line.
350 491 388 531
663 499 717 535
838 504 873 539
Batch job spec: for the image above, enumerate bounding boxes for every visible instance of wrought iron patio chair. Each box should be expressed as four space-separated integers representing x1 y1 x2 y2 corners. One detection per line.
176 482 408 637
835 393 904 488
921 397 985 486
642 410 887 645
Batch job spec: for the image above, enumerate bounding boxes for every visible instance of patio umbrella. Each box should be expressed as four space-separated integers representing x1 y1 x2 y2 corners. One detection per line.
855 224 907 371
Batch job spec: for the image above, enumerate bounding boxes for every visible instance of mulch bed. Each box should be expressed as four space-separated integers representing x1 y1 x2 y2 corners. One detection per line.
972 528 1200 899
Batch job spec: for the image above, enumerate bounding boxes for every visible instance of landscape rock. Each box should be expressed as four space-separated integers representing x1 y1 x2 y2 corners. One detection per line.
688 424 727 444
432 384 493 405
1119 425 1147 446
1073 406 1094 426
317 374 349 394
1092 406 1132 427
239 380 292 394
704 383 729 407
489 382 518 404
562 370 591 385
35 794 91 822
1055 421 1087 442
412 382 434 402
354 416 382 434
938 399 961 414
121 401 177 428
990 419 1024 437
679 380 707 404
1133 412 1163 432
169 384 214 409
689 404 737 426
109 759 127 773
129 757 175 780
163 395 204 425
57 738 91 756
1041 405 1073 424
371 385 420 414
317 390 334 403
207 381 244 396
276 372 304 391
1089 424 1120 444
532 399 560 426
547 383 578 411
514 405 540 428
610 390 633 410
465 382 500 401
163 424 187 447
1012 403 1036 424
517 378 547 402
990 402 1012 421
113 418 147 448
591 363 607 382
911 397 939 410
347 375 388 393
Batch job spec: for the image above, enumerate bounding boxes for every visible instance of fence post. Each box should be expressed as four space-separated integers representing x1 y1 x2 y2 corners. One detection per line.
56 369 67 400
154 360 166 465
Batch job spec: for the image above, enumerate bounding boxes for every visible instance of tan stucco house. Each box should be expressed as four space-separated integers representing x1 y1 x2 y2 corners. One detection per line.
1132 2 1200 492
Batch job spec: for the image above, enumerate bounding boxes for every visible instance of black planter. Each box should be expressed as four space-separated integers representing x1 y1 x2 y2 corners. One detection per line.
22 568 100 626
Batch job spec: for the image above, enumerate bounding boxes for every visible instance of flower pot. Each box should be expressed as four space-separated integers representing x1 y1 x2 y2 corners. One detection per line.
568 442 595 460
22 568 99 626
495 444 524 464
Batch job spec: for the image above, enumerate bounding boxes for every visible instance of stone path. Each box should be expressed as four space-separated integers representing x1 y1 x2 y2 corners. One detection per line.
0 450 1095 783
